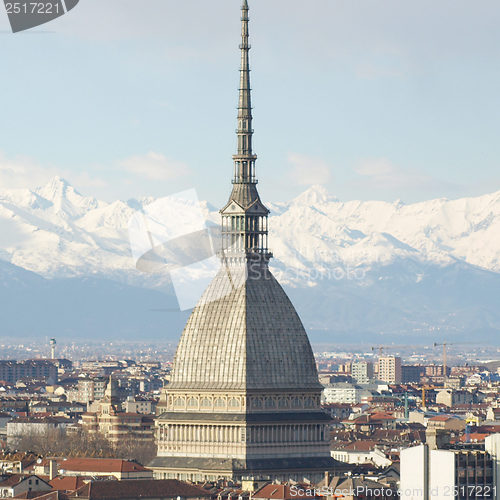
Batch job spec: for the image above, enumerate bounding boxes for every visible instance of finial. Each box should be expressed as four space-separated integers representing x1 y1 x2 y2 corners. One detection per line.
234 0 254 166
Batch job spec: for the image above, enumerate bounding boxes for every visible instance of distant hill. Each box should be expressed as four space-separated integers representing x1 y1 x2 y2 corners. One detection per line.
0 260 187 340
1 177 500 343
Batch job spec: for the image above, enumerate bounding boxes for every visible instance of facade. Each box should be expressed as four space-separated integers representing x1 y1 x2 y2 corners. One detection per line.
0 452 38 474
401 438 500 500
81 378 154 443
123 396 155 415
402 365 424 384
436 390 475 408
322 383 372 405
0 474 51 498
33 458 153 480
150 0 339 483
330 443 392 467
378 357 402 384
486 435 500 500
427 415 466 432
351 362 374 384
76 377 107 404
0 360 57 384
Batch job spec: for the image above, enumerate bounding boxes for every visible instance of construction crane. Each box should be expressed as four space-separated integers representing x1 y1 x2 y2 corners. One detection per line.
371 345 402 356
433 342 451 379
433 341 475 379
371 346 386 356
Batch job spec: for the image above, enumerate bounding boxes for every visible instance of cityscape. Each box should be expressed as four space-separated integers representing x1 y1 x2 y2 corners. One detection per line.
0 0 499 499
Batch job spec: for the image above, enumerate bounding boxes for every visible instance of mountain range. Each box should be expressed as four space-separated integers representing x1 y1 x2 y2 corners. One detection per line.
1 177 499 344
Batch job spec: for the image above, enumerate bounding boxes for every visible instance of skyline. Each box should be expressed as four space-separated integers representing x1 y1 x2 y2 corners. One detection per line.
0 0 499 205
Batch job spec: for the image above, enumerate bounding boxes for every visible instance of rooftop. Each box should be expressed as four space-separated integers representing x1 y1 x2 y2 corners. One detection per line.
70 479 210 500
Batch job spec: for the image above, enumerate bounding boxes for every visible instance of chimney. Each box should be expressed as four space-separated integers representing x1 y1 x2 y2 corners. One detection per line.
49 459 57 481
324 471 330 485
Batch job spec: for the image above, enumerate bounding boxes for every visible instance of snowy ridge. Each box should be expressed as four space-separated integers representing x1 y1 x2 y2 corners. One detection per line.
0 179 499 281
0 178 499 340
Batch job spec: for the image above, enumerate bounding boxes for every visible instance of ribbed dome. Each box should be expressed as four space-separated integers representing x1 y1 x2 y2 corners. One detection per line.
169 264 321 391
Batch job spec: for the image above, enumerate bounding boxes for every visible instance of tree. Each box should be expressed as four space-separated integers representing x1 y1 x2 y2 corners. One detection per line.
12 428 156 465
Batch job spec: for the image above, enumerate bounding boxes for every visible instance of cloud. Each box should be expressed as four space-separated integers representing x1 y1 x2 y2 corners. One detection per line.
72 171 109 190
120 152 190 182
288 153 332 186
0 150 191 202
0 153 59 190
354 158 458 193
0 151 109 196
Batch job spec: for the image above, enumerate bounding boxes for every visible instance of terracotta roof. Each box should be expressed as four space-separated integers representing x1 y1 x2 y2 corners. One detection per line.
478 424 500 433
0 474 51 491
55 458 148 473
343 440 379 452
459 433 490 442
70 479 211 499
429 415 454 422
335 477 395 493
253 485 323 500
369 413 396 421
49 476 88 491
0 474 30 487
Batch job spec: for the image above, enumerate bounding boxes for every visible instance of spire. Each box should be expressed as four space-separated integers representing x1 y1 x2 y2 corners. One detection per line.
220 0 271 263
233 0 256 182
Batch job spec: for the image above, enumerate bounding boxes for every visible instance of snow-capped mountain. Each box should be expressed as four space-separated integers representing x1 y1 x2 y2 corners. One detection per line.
1 177 499 342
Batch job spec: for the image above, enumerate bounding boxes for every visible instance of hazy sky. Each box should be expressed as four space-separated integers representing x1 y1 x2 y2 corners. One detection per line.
0 0 499 206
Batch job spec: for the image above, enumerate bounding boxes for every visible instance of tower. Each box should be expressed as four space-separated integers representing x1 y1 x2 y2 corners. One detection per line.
149 0 341 482
378 356 402 384
49 338 56 360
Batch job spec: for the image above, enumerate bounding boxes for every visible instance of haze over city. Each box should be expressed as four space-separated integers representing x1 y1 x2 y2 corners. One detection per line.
0 0 498 496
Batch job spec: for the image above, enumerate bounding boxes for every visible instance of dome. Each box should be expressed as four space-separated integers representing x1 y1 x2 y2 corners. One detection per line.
169 264 321 391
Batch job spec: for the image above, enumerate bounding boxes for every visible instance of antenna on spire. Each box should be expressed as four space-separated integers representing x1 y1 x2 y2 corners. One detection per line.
233 0 256 184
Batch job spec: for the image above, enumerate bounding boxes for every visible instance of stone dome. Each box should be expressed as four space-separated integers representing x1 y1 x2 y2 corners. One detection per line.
169 264 321 392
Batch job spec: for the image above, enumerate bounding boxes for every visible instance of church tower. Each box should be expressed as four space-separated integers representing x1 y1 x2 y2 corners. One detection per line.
150 0 340 482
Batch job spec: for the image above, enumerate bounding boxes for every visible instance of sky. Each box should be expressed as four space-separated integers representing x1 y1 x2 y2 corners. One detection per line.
0 0 499 206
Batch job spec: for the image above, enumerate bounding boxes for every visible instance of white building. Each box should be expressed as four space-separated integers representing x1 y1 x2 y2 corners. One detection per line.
123 396 154 414
322 383 373 404
401 435 500 500
331 444 392 468
351 361 374 384
486 434 500 500
0 474 51 497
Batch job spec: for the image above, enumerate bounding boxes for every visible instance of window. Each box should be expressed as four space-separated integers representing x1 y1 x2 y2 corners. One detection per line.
215 398 225 408
228 398 240 409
